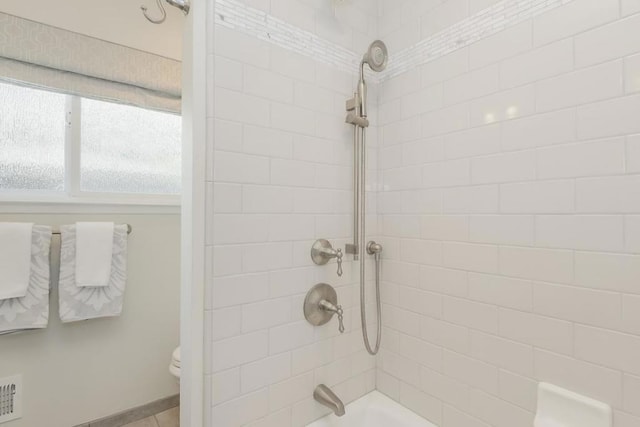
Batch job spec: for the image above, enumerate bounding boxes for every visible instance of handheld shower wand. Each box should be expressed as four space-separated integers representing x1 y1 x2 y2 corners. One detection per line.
346 40 388 356
357 40 388 119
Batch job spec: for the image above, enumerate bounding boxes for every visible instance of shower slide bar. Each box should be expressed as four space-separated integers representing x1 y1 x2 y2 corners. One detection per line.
344 41 388 356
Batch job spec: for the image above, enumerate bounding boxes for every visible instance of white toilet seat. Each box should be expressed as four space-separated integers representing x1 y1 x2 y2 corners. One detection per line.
169 346 181 379
172 346 180 364
169 363 181 378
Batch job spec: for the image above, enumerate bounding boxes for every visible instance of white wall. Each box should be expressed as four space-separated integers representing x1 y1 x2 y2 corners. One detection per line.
179 1 207 426
0 213 180 427
0 2 183 425
376 1 640 426
0 0 183 60
205 0 381 425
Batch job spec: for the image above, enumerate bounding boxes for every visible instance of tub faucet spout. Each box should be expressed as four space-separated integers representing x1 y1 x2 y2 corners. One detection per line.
314 384 345 417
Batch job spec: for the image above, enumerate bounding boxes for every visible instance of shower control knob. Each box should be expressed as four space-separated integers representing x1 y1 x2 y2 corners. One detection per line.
311 239 344 277
320 299 344 334
336 306 345 333
304 283 345 334
336 249 343 277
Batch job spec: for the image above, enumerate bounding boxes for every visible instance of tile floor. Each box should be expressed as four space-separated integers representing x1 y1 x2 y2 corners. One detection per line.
122 407 179 427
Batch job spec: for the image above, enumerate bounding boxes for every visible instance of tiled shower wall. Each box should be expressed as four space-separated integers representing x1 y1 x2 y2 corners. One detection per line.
206 0 640 426
377 1 640 426
206 1 380 425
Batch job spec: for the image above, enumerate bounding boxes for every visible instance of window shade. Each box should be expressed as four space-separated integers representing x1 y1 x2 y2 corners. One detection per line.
0 13 181 113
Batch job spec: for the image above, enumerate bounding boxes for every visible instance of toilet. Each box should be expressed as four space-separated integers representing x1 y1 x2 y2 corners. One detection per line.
169 346 180 382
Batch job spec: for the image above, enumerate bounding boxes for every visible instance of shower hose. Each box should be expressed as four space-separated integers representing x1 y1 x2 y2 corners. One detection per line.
361 249 382 355
357 124 382 356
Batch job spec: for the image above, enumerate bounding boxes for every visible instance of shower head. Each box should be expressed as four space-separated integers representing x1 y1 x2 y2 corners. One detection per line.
362 40 388 72
356 40 388 119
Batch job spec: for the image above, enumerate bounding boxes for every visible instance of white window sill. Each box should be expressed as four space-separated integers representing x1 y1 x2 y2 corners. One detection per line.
0 193 181 214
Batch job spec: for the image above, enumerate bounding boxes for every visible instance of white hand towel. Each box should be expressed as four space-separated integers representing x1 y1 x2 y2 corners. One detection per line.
0 226 52 334
75 222 114 287
59 224 128 322
0 222 34 300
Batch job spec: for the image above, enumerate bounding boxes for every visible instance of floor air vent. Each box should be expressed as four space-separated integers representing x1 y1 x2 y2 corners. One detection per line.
0 375 21 423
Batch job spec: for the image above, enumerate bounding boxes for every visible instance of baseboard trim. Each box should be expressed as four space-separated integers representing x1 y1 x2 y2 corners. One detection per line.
74 394 179 427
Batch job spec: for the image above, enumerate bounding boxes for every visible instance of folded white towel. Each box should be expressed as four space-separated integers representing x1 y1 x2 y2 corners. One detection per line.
75 222 114 287
0 226 52 334
59 224 128 322
0 222 34 300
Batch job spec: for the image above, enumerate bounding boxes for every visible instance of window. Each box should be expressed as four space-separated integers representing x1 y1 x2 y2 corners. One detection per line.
0 83 66 191
0 82 181 204
80 98 181 195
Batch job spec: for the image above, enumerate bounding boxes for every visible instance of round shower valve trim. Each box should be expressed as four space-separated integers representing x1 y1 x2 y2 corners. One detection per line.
304 283 345 334
311 239 343 277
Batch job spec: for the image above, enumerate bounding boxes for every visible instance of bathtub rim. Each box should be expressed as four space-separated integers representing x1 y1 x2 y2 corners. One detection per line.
306 389 438 427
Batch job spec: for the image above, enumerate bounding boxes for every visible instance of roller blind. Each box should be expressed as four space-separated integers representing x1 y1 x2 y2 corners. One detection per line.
0 13 181 113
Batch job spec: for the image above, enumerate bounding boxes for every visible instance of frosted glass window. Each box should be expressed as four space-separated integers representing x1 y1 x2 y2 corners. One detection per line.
0 82 66 191
80 98 181 194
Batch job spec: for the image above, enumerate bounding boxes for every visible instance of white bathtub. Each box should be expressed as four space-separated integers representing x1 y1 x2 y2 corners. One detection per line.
307 391 437 427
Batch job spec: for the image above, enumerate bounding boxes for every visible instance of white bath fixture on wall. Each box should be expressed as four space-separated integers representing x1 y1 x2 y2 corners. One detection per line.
534 383 612 427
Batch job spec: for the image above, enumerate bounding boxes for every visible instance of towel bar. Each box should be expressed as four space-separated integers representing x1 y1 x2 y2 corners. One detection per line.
50 224 132 235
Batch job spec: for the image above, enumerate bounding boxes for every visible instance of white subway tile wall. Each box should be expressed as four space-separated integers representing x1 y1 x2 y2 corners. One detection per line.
208 1 379 426
378 1 640 426
206 0 640 425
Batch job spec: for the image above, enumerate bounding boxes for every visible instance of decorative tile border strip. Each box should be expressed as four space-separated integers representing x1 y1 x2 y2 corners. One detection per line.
214 0 576 82
385 0 576 81
215 0 361 75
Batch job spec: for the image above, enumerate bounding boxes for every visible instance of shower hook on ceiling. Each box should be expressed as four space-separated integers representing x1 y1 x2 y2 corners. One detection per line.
141 0 190 24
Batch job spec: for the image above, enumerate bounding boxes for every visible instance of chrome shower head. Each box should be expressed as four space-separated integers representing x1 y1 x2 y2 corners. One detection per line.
356 40 388 119
362 40 388 72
